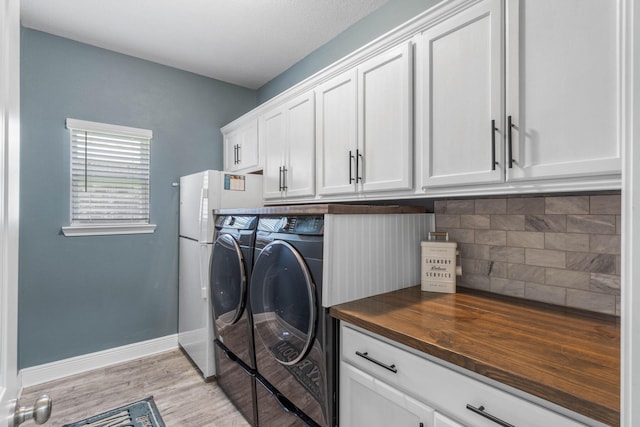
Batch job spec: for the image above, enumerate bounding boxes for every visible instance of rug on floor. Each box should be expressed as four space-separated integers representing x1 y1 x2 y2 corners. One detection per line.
62 396 166 427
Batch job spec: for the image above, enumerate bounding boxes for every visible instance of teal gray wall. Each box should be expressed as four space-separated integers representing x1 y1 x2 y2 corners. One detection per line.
19 28 257 369
257 0 442 103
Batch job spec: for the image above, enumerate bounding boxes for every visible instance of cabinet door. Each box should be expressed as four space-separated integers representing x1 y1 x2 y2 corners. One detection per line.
358 41 413 193
433 412 464 427
223 130 239 172
316 69 358 196
418 0 504 188
284 92 316 198
224 120 259 173
506 0 621 181
340 362 434 427
260 108 286 199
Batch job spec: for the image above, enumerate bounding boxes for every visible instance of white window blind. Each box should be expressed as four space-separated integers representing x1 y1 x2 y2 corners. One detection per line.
65 119 153 228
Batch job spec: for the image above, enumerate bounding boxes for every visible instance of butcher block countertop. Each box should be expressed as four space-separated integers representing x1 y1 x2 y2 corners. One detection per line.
214 203 428 216
330 286 620 426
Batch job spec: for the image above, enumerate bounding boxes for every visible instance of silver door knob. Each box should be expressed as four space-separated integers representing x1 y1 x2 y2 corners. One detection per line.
10 394 52 426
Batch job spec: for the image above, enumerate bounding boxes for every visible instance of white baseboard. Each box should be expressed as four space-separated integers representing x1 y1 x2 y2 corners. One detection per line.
19 334 179 389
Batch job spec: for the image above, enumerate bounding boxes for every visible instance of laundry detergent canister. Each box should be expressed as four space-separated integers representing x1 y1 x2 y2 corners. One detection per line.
421 232 462 293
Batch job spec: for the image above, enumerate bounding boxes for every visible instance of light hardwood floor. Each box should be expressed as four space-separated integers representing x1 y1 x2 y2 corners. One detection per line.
19 349 250 426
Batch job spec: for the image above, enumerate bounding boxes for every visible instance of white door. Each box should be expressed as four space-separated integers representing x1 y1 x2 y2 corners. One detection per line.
1 0 20 425
340 362 434 427
284 91 316 199
418 0 504 188
316 69 358 196
260 108 286 199
505 0 621 181
434 412 464 427
358 42 413 193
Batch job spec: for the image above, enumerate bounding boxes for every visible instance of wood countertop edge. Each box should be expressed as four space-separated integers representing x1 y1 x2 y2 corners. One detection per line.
330 304 620 427
214 203 429 216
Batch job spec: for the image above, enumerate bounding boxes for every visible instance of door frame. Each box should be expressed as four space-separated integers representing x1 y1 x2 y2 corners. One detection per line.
0 0 21 425
622 0 640 425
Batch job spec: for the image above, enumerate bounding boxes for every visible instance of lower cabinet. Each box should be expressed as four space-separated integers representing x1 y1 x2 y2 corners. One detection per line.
339 322 588 427
340 361 434 427
433 412 464 427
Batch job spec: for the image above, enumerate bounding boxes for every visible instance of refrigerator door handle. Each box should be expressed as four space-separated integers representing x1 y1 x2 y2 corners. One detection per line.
198 187 208 243
199 243 209 300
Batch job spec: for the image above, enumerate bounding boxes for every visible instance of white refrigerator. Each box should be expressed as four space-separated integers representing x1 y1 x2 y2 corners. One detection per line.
178 170 263 378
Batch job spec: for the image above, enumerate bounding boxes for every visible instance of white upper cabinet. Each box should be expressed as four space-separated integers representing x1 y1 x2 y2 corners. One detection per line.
261 91 316 200
316 69 358 196
417 0 504 188
223 119 260 173
316 42 413 197
505 0 621 181
358 42 414 193
418 0 622 191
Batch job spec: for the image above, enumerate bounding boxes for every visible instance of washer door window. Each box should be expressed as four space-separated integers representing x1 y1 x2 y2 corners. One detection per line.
210 233 246 327
251 240 317 366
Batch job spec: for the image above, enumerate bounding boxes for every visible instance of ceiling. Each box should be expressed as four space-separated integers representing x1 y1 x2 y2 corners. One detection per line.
20 0 390 89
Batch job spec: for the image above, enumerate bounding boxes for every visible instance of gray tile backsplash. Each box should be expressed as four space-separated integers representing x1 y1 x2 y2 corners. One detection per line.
434 194 622 315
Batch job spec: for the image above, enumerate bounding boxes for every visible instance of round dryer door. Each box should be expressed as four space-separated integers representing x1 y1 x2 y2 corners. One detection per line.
250 240 317 366
210 233 247 327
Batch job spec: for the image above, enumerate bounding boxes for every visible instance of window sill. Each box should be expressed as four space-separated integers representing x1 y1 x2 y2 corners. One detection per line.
61 224 157 237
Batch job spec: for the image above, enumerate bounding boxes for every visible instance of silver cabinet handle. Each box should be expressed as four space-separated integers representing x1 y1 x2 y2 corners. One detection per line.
466 404 515 427
355 350 397 373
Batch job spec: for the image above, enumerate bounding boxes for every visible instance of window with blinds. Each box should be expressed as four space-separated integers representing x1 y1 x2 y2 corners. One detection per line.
65 119 153 232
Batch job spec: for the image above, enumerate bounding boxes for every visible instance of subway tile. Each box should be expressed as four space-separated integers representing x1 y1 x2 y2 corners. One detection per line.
590 273 621 295
508 263 545 283
566 289 616 315
590 234 621 255
459 243 490 260
545 268 590 290
460 259 506 278
475 198 507 214
567 215 616 234
434 200 448 213
476 230 507 246
525 283 567 306
461 259 488 275
436 214 460 229
545 196 589 214
434 195 623 315
460 214 491 229
544 233 590 252
447 200 475 214
489 246 525 264
525 249 566 268
458 273 491 291
524 214 566 232
590 194 621 215
507 231 545 249
490 277 525 298
443 228 475 244
491 215 525 231
489 261 508 278
566 252 616 274
507 197 545 214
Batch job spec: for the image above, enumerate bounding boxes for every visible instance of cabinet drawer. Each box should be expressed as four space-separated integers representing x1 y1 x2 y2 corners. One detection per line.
341 324 588 427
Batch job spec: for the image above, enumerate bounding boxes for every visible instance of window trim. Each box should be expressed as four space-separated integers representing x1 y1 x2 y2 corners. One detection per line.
63 118 156 237
62 223 156 237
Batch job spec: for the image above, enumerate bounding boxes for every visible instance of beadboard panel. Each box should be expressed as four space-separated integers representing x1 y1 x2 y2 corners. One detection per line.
323 213 435 307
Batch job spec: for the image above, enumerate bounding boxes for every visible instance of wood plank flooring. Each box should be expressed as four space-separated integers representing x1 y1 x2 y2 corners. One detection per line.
19 349 250 426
